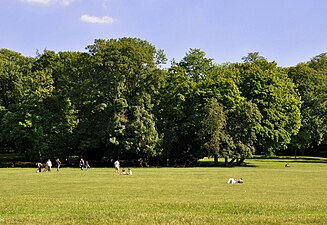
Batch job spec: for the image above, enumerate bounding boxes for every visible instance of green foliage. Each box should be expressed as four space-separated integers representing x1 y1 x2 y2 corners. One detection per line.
155 63 200 165
288 54 327 154
77 38 164 162
178 48 213 82
1 44 326 163
227 100 262 160
199 98 232 159
235 56 302 155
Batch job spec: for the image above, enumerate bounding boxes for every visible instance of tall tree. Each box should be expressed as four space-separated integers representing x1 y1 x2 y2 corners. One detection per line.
155 49 216 165
227 100 262 164
199 98 232 165
288 53 327 155
0 49 59 159
236 53 302 155
80 38 165 163
155 64 199 165
199 64 261 165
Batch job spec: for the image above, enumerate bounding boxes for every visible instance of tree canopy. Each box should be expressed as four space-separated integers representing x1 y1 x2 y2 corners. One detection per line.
1 39 326 165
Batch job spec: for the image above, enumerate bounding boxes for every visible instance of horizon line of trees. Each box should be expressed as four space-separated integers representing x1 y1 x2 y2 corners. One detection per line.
1 37 327 166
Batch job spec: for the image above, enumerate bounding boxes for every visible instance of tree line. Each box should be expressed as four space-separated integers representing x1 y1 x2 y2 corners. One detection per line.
1 37 326 166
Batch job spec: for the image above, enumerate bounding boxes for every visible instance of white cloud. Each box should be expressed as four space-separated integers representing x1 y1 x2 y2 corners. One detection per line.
21 0 74 6
80 14 114 24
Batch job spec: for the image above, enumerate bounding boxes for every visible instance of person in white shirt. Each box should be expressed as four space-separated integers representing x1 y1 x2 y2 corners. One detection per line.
114 160 120 175
46 159 52 172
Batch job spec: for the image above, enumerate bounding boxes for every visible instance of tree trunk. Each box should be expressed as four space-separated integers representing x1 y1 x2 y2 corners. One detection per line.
237 158 245 166
228 157 236 166
294 149 297 159
214 154 218 166
224 157 228 166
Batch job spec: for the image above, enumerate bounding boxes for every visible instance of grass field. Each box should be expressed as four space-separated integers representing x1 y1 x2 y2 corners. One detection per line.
0 157 327 225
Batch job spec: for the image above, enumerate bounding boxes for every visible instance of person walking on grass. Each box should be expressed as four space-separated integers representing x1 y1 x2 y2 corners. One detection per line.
85 160 90 171
56 158 61 172
79 158 85 170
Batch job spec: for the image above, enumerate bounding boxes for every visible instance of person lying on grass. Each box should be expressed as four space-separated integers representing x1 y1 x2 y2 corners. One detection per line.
227 178 243 184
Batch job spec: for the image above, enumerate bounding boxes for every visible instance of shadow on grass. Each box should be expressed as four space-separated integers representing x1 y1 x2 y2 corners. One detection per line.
252 155 327 164
195 156 327 168
195 160 258 168
277 159 327 164
1 153 325 169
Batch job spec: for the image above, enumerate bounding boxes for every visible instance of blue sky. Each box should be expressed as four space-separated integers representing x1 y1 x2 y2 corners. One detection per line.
1 0 327 66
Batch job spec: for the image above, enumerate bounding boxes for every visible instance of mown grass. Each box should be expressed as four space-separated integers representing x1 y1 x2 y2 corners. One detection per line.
0 158 326 224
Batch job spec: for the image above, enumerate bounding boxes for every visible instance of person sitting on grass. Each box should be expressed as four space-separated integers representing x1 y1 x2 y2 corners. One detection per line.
121 169 127 175
127 168 132 175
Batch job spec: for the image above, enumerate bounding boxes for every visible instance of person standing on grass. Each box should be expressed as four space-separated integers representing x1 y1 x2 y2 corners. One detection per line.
46 159 52 172
79 158 85 170
114 160 120 175
56 158 61 172
85 160 90 171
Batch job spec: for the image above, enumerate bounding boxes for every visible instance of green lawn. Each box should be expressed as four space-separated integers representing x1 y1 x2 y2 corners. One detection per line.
0 158 326 224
